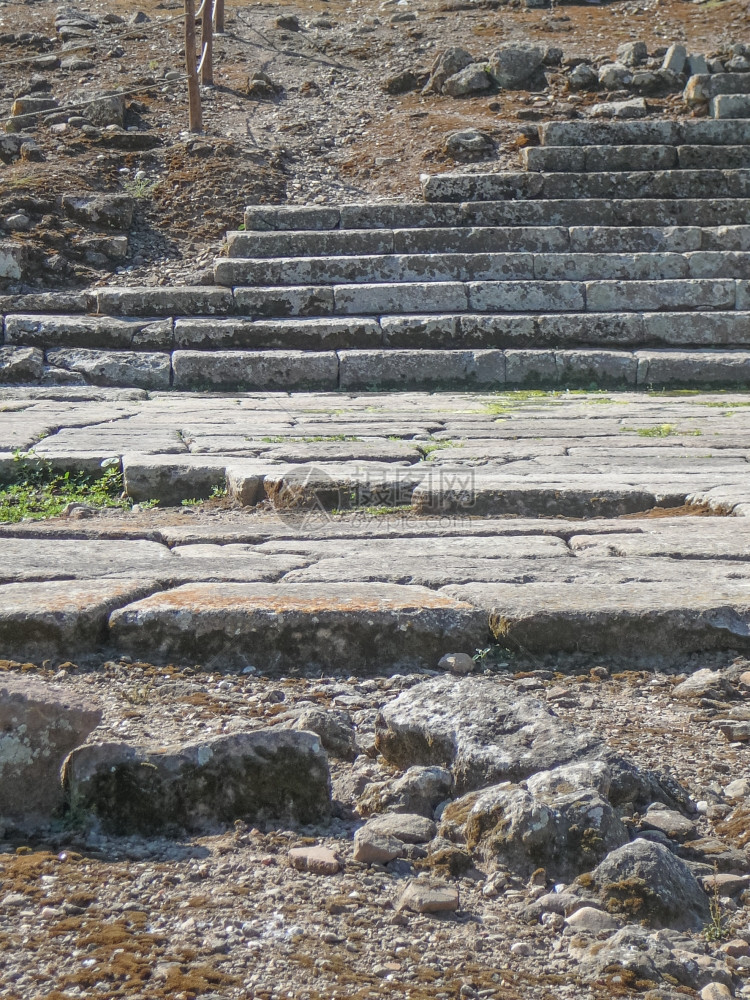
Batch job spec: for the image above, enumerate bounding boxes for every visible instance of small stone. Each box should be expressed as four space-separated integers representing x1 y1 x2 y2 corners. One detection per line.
443 129 495 162
1 893 27 907
397 879 459 914
4 213 30 231
353 827 404 864
438 652 475 675
641 807 696 841
701 873 750 898
700 985 731 1000
288 846 340 876
720 939 750 958
510 941 531 956
724 778 749 801
565 906 619 933
617 40 648 66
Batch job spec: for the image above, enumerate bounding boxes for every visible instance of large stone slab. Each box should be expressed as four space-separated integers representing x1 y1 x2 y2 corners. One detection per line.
0 675 101 829
0 538 172 582
171 350 338 390
64 729 331 835
44 348 171 389
173 317 379 350
0 346 43 384
338 349 505 389
0 579 159 660
94 286 232 317
108 582 489 673
442 581 750 655
5 315 173 350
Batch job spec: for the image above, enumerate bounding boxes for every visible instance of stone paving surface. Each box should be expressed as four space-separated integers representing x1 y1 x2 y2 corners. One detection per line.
2 388 750 666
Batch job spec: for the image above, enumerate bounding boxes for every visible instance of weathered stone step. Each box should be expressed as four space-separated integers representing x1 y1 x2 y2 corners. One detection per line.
215 251 750 290
713 95 750 121
7 310 750 353
686 73 750 103
422 170 750 204
539 118 750 147
225 220 750 262
522 145 750 173
243 201 750 232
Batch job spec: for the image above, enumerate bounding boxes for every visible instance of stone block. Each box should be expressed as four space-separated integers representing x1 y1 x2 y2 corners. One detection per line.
65 729 331 835
457 314 537 348
232 285 335 317
44 348 171 389
107 582 489 673
0 240 26 280
333 281 467 315
380 314 462 348
678 145 750 170
227 230 394 258
568 226 701 253
61 194 135 229
535 313 645 347
584 145 677 172
340 202 463 229
505 349 557 386
0 346 43 383
712 94 750 119
521 146 585 173
642 312 750 346
555 349 637 386
172 350 339 390
6 315 172 350
94 286 232 317
0 675 101 829
534 253 687 281
637 350 750 385
174 317 379 350
0 579 157 660
338 349 505 389
244 205 341 231
468 280 585 312
123 453 229 504
585 279 736 312
539 120 681 146
686 252 750 278
662 44 687 75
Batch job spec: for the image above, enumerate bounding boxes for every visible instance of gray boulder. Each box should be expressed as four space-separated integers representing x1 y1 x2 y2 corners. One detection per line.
64 729 331 835
617 41 648 67
290 707 357 760
424 47 474 94
441 770 628 877
443 128 495 161
487 44 545 89
567 63 598 92
672 668 736 702
0 675 101 829
581 839 710 930
443 64 492 97
357 764 452 818
0 346 43 384
598 62 632 90
85 94 125 127
578 925 731 989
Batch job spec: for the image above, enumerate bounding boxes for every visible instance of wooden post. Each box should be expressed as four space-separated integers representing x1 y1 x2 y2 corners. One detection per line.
214 0 224 33
184 0 202 132
201 0 214 86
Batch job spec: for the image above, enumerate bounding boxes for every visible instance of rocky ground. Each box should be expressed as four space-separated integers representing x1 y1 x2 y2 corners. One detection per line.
0 0 748 288
2 649 750 1000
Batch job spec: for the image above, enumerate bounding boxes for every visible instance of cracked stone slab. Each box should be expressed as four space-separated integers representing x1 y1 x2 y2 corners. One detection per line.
107 582 489 673
0 579 161 660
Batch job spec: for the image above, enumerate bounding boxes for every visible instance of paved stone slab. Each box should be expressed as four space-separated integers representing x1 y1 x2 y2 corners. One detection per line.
443 581 750 655
0 579 159 660
94 286 232 317
45 348 171 389
5 315 173 350
107 582 489 672
173 317 380 351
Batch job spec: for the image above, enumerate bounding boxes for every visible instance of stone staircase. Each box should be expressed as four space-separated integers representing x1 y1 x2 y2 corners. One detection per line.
3 118 750 391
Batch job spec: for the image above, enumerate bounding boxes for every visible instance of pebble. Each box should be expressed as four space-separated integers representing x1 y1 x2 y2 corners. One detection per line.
700 985 732 1000
438 652 475 675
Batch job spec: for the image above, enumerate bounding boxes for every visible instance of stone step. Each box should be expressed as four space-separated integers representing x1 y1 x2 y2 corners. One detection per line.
539 118 750 147
5 346 748 391
421 170 750 204
686 73 750 103
242 200 750 233
225 218 750 262
713 95 750 120
7 311 750 353
522 144 750 173
216 251 750 289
